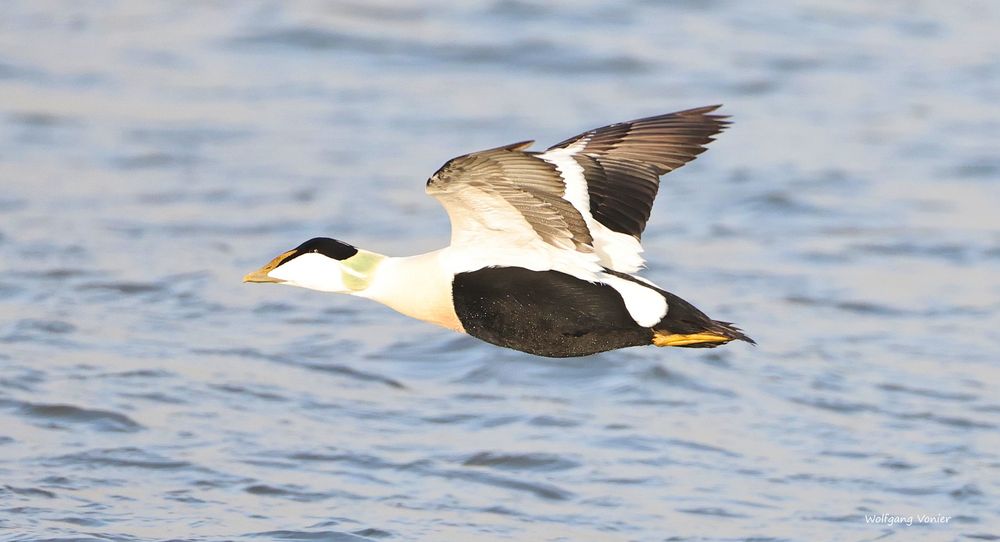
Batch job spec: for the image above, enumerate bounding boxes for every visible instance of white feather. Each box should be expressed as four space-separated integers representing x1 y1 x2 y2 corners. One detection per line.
600 274 668 327
539 145 647 274
430 137 652 282
436 186 603 281
541 140 590 217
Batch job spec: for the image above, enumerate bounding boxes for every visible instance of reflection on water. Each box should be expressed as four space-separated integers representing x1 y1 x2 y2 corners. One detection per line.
1 1 998 540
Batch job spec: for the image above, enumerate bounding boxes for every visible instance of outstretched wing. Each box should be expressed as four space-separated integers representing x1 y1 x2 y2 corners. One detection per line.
539 105 729 272
427 106 729 275
426 141 593 247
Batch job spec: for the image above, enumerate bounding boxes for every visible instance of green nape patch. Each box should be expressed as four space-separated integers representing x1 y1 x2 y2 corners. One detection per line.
341 251 385 291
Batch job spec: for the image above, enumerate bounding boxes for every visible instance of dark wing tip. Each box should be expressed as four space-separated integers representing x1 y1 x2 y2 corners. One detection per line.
658 104 732 132
639 104 731 129
673 104 722 114
548 105 732 151
503 140 535 152
542 105 733 239
674 104 728 118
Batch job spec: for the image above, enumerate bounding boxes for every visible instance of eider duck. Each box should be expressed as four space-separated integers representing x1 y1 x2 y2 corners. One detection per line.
244 105 753 357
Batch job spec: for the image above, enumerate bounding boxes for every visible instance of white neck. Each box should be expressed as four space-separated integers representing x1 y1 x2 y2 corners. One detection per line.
355 249 464 333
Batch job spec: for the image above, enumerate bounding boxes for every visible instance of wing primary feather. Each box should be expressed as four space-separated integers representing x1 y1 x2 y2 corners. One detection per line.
545 105 729 240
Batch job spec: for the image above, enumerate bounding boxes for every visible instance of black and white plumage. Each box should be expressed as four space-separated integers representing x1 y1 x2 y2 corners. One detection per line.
245 106 753 357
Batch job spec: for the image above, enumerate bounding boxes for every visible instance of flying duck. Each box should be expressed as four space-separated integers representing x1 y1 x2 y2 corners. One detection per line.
244 105 753 357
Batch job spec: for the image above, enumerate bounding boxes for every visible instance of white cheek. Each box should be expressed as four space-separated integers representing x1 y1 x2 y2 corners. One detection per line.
269 253 346 292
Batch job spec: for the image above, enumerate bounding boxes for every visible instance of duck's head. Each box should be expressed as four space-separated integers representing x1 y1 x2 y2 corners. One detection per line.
243 237 383 293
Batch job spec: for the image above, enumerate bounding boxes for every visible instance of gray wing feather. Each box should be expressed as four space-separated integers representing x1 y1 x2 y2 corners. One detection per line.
427 142 593 251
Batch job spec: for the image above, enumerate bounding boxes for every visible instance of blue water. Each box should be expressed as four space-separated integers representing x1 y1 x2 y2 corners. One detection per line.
1 1 998 540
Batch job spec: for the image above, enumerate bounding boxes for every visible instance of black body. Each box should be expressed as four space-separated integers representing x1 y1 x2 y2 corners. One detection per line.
452 266 752 357
452 267 654 357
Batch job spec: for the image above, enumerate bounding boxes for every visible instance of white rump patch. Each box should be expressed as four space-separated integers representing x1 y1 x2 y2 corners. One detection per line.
590 224 645 273
601 274 668 327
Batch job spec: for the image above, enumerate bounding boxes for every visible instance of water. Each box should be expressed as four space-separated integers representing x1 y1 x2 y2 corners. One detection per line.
1 1 998 540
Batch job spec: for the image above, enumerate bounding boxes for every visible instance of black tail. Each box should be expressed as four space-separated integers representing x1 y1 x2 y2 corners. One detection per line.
600 269 754 348
651 290 755 348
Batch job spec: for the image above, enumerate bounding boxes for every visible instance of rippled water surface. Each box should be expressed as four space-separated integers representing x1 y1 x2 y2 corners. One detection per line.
2 1 998 541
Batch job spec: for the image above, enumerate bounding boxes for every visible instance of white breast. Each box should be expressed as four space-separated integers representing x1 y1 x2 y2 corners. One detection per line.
357 250 465 333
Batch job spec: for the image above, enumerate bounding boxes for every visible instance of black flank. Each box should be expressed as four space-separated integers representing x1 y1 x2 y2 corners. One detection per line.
452 267 653 358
